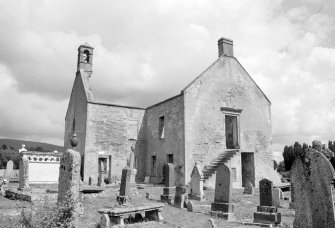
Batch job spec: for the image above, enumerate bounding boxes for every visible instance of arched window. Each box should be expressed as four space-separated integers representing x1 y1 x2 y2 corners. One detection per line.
83 50 90 63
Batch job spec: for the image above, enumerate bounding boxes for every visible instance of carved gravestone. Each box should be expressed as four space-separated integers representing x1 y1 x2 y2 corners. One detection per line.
243 182 254 195
188 162 204 201
57 149 81 227
251 179 281 226
291 148 335 228
18 156 30 191
160 163 175 204
209 164 235 220
117 167 131 205
174 185 187 209
4 160 14 179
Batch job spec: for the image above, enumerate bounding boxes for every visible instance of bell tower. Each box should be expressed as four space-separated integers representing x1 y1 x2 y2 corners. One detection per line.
77 42 94 78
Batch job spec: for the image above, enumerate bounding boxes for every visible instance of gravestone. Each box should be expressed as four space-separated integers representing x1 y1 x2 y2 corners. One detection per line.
18 156 30 191
188 162 204 201
209 164 235 221
4 160 15 179
243 182 254 195
291 148 335 228
117 167 131 205
144 176 150 184
273 188 282 207
129 150 137 184
57 148 81 227
98 161 106 187
249 179 281 226
174 185 187 209
160 163 175 204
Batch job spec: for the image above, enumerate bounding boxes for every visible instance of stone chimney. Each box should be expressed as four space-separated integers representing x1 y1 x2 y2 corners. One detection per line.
218 37 233 57
77 42 94 78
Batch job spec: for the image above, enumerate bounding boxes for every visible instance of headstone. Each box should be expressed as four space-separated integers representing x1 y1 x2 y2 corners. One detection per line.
144 176 150 184
174 185 187 209
160 163 175 204
291 148 335 228
57 149 81 227
273 188 282 207
243 182 254 195
250 179 281 226
18 156 30 191
98 161 106 187
4 160 14 179
117 167 131 205
129 151 137 184
209 164 235 220
188 162 204 201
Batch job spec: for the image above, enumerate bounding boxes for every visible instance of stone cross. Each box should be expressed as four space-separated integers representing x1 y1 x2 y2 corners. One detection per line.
189 162 204 200
18 156 30 191
57 148 81 227
210 164 235 220
117 167 131 205
291 148 335 227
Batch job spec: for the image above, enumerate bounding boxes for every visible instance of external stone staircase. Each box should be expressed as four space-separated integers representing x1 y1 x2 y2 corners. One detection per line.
202 149 239 180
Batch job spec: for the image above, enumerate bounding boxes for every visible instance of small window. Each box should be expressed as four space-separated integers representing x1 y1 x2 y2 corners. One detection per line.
159 116 165 139
225 115 239 149
83 50 90 63
167 154 173 164
72 118 76 132
151 156 156 175
231 167 237 182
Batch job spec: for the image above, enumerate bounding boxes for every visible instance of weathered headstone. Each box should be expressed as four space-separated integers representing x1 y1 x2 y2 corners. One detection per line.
18 156 30 191
160 163 175 204
129 150 137 184
4 160 14 179
57 148 81 227
243 182 254 195
209 164 235 221
291 148 335 228
117 167 131 205
249 179 281 226
98 161 106 187
144 176 150 184
188 162 204 201
273 188 282 207
174 185 187 209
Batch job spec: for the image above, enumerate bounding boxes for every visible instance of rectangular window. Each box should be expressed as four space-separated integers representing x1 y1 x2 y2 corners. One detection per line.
72 118 76 132
225 115 239 149
159 116 165 139
231 167 237 182
167 154 173 164
151 156 156 175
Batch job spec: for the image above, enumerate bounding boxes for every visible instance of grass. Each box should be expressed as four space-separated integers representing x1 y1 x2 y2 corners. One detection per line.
0 183 294 227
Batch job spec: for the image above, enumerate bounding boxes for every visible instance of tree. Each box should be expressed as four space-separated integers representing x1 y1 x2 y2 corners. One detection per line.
277 161 286 173
2 144 7 150
273 160 278 170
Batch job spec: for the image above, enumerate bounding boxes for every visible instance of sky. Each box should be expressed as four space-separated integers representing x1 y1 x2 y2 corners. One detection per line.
0 0 334 161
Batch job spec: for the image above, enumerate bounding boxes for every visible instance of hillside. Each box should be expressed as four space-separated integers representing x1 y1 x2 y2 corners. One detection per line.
0 138 64 152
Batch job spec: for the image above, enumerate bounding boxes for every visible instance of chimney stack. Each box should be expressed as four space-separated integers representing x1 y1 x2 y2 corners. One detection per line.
218 37 233 57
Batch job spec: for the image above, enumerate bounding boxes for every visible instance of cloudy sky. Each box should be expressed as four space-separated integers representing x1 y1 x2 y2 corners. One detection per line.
0 0 334 161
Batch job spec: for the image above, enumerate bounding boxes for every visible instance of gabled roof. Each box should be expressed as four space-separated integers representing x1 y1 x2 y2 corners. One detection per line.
182 55 271 104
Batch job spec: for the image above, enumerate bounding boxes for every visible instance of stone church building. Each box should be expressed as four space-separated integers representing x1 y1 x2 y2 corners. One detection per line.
64 38 279 187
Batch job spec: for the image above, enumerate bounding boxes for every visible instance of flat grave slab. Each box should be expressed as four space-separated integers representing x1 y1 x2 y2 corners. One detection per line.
98 202 164 227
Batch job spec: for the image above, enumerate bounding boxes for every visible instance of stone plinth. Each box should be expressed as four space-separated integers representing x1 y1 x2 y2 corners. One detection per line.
188 162 204 201
160 163 175 204
160 187 174 204
174 186 187 209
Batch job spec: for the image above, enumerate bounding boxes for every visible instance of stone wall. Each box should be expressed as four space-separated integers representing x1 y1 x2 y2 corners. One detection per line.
85 103 145 183
144 95 185 185
184 56 278 186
